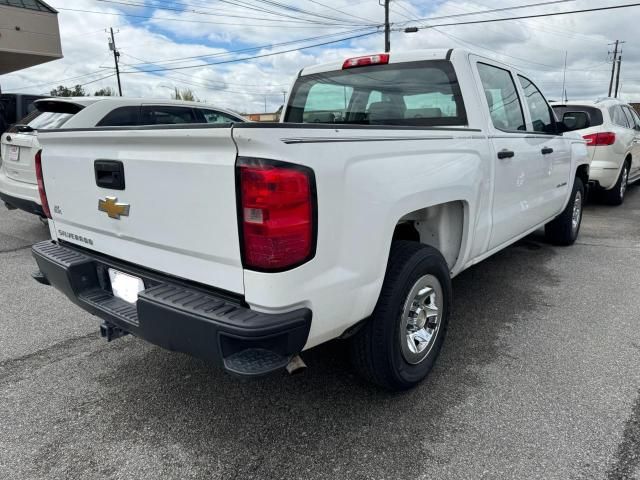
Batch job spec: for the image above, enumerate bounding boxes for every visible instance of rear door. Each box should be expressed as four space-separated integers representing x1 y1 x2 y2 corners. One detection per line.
474 60 550 250
39 126 244 294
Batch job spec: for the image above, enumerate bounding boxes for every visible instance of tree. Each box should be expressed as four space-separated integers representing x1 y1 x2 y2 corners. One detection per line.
50 85 87 97
171 87 198 102
94 86 115 96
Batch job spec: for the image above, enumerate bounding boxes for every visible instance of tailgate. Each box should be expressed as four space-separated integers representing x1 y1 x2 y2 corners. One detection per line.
38 127 244 294
1 132 39 184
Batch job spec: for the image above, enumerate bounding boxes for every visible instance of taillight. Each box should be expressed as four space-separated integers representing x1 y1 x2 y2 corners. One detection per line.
34 150 51 219
237 158 316 271
342 53 389 69
583 132 615 146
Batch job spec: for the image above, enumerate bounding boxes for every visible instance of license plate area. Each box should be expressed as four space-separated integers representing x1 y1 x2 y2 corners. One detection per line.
8 145 19 162
108 268 145 304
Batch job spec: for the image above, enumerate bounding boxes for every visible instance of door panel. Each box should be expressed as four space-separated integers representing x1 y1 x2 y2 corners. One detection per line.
474 60 552 250
517 75 571 218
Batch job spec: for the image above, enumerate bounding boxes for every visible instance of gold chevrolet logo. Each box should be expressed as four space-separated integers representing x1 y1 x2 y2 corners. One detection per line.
98 196 130 219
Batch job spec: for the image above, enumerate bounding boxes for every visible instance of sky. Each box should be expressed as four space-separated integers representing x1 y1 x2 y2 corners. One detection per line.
2 0 640 114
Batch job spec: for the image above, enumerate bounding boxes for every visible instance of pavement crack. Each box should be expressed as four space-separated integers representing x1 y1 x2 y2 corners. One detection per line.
0 332 100 385
575 242 640 250
606 390 640 479
0 244 32 254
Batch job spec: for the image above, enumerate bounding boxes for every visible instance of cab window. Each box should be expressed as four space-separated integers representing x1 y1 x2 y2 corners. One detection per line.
97 106 140 127
477 63 525 131
518 75 554 134
141 106 197 125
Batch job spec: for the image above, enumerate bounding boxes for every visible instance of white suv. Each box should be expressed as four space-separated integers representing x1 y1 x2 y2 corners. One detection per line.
553 98 640 205
0 97 246 217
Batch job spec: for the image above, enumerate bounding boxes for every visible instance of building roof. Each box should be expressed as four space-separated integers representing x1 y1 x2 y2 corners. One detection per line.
0 0 57 14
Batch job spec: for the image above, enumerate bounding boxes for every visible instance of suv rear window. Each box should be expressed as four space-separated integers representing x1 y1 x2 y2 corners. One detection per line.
25 101 85 130
552 105 603 128
285 60 467 127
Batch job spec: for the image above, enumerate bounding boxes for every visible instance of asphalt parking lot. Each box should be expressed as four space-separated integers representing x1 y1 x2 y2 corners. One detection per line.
1 186 639 480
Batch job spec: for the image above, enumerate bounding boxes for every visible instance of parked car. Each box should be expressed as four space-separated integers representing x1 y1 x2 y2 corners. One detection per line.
31 49 589 390
0 97 246 217
552 98 640 205
0 93 48 134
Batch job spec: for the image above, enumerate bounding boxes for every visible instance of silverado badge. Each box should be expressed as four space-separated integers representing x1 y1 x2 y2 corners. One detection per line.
98 196 130 219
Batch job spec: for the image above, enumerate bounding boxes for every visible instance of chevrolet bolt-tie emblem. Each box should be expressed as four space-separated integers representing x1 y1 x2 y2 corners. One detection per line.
98 196 130 219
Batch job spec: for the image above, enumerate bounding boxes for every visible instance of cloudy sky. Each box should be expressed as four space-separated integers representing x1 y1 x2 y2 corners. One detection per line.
2 0 639 114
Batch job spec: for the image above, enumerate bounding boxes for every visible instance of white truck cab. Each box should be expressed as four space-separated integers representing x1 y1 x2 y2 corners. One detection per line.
31 49 590 390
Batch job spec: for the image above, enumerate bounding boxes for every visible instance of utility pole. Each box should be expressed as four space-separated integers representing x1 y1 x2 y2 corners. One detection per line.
109 27 123 96
614 54 623 98
608 40 620 97
561 51 567 103
384 0 390 52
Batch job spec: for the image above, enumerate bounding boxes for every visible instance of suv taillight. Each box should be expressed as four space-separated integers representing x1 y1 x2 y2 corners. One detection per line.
237 158 316 271
34 150 51 219
583 132 615 146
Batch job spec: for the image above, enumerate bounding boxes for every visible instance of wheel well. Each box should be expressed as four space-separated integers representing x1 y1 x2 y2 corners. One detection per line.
576 164 589 186
625 154 632 167
392 201 465 269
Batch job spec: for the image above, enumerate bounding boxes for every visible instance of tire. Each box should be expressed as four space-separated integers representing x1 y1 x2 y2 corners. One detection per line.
602 161 629 206
544 177 584 246
350 241 451 391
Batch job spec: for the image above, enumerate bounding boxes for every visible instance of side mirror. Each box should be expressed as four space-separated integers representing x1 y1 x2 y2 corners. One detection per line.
561 111 590 131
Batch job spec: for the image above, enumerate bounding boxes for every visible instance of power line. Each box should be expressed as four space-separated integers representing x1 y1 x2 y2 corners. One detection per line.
397 0 578 25
305 0 379 24
397 3 640 31
119 30 380 73
91 0 366 26
120 54 288 93
55 7 371 28
122 27 374 67
8 70 114 91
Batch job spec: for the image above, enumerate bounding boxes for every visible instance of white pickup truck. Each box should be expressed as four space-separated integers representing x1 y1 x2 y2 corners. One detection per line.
31 49 589 390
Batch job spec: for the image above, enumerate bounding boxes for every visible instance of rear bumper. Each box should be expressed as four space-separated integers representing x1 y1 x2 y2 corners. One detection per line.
32 240 312 376
0 190 44 216
590 160 622 190
0 168 41 215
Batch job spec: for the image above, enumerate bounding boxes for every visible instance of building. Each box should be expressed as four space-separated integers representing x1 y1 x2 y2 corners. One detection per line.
0 0 62 75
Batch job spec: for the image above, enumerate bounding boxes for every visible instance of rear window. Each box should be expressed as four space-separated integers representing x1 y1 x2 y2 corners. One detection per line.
285 60 467 127
6 110 42 133
551 105 603 127
28 112 74 129
25 101 85 130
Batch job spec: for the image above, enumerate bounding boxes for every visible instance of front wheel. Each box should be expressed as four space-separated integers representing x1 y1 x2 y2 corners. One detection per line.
545 177 584 246
350 241 451 391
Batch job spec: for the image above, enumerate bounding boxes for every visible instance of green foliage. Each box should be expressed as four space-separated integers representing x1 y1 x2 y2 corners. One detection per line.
49 85 87 97
94 87 115 96
171 87 198 102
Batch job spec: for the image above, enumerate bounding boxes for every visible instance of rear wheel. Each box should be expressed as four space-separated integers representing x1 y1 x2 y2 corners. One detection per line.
350 241 451 391
545 177 584 246
603 161 629 206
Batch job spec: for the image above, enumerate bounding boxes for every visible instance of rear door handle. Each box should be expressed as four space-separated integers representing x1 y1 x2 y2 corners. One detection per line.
541 147 554 155
497 149 515 159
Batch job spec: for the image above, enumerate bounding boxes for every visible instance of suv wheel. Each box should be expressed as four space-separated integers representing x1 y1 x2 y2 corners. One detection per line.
603 162 629 206
350 241 451 391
